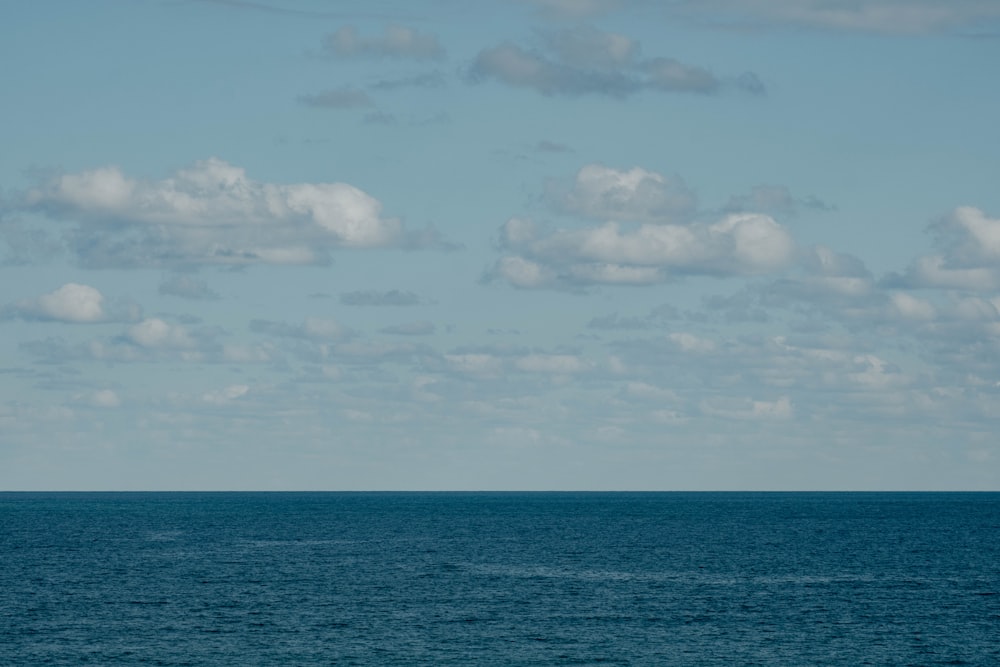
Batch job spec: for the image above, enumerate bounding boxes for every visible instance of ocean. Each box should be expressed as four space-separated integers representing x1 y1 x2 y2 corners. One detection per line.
2 492 998 665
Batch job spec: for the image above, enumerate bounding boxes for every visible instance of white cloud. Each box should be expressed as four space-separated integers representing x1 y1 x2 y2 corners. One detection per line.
322 25 444 60
9 283 105 323
893 255 1000 292
559 164 697 223
127 318 196 349
22 158 419 267
492 211 795 288
936 206 1000 266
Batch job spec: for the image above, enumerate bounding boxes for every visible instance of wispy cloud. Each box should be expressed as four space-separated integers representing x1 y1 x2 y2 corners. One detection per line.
469 25 762 97
321 25 445 60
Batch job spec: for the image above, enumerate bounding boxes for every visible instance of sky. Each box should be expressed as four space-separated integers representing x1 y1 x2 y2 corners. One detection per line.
2 0 1000 490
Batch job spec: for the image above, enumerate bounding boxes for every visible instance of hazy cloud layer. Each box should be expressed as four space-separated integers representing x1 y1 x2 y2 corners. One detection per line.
668 0 1000 34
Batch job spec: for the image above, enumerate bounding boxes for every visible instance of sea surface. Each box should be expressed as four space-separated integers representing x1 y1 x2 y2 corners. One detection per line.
1 492 998 665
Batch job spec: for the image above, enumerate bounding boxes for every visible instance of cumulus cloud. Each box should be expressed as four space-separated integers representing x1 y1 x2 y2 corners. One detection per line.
488 210 795 288
769 245 875 302
556 164 697 223
322 25 445 60
17 158 435 268
884 207 1000 291
469 26 758 98
5 283 106 323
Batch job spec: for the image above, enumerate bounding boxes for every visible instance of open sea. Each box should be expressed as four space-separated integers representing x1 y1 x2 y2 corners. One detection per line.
1 492 998 665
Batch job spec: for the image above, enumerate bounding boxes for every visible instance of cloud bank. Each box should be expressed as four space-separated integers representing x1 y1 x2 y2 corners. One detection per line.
18 158 433 268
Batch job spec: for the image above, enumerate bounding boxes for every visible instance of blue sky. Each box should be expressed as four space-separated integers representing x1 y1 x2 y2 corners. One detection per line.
2 0 1000 490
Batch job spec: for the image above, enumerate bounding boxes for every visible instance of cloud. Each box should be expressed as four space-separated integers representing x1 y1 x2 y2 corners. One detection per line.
672 0 1000 35
884 207 1000 291
488 211 795 288
298 87 374 109
556 164 697 223
16 158 433 268
158 274 220 300
127 318 197 349
724 185 836 217
642 57 720 94
535 140 574 154
469 42 640 97
322 25 445 60
5 283 106 323
469 26 759 98
339 289 422 306
543 24 640 70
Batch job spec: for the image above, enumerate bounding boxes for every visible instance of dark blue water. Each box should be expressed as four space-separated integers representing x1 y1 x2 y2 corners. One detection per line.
2 493 998 665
